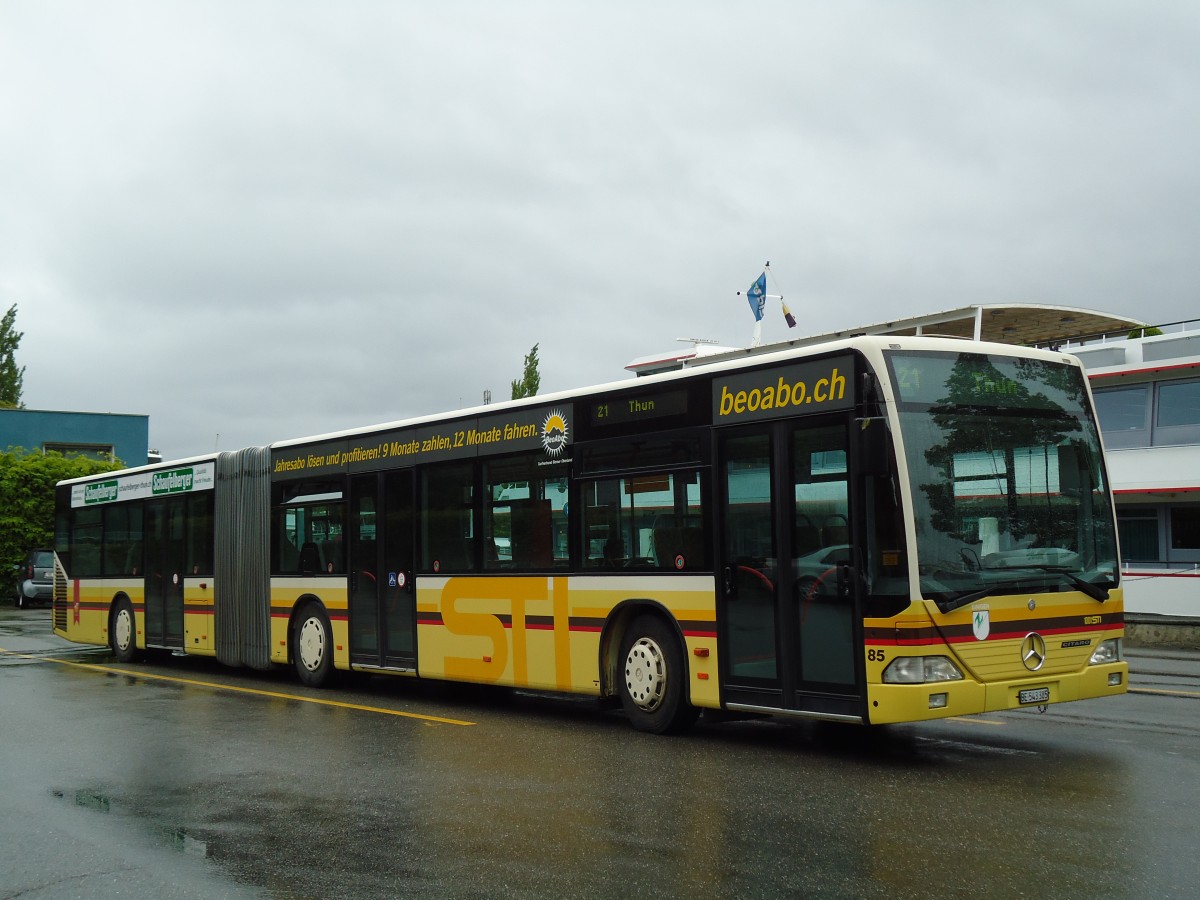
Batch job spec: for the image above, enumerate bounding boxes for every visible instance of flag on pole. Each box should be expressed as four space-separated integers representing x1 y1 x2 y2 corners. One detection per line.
782 299 797 329
746 272 767 322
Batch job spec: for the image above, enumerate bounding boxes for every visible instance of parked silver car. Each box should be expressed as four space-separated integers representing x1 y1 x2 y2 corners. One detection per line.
14 548 53 608
794 544 851 600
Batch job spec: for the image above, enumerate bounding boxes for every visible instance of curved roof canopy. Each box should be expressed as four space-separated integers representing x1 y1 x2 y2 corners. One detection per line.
627 303 1146 375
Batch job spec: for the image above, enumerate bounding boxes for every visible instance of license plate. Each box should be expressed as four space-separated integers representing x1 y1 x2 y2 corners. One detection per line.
1019 687 1050 704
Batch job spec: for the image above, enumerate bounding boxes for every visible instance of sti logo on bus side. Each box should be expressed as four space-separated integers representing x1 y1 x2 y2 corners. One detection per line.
714 357 854 423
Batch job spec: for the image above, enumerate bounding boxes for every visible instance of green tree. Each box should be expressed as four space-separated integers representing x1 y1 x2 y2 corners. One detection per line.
510 343 541 400
0 449 122 579
0 303 25 409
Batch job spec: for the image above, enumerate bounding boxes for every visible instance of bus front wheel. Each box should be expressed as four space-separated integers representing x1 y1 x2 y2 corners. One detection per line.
110 598 137 663
293 602 334 687
618 614 698 735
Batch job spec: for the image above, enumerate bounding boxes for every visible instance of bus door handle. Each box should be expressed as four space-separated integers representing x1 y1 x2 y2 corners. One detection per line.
837 564 852 599
723 566 735 599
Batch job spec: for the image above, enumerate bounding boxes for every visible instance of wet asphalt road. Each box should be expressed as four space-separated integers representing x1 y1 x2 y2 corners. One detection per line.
1 606 1198 899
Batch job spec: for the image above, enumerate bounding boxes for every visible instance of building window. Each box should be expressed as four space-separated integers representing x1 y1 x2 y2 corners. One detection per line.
44 442 115 461
1117 508 1159 562
1156 379 1200 427
1169 506 1200 551
1092 385 1149 449
1094 385 1149 431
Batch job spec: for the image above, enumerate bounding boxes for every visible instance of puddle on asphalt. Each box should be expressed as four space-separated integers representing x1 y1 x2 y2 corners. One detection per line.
50 787 211 859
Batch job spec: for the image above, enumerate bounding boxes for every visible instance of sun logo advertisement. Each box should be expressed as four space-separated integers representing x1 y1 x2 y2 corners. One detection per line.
541 409 569 458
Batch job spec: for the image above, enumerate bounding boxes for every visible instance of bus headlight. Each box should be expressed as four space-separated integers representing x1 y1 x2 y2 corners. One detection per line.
882 655 964 684
1089 638 1123 666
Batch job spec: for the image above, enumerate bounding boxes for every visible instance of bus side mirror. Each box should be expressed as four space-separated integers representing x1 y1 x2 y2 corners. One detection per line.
856 418 890 477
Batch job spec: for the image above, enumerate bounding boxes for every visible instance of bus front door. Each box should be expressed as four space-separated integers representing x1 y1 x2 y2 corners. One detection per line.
144 497 186 649
348 471 416 669
719 419 863 720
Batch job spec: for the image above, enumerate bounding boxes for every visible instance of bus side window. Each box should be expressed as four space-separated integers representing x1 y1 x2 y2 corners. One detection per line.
271 498 345 575
483 455 568 571
583 481 626 569
72 507 103 578
583 471 706 571
103 503 143 576
186 493 212 575
276 508 301 574
421 462 477 572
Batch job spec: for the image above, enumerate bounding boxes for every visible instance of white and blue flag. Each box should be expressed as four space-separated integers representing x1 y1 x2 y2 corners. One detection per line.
746 272 767 322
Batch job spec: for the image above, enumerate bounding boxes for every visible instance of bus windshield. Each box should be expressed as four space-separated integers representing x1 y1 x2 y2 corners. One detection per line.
886 350 1119 612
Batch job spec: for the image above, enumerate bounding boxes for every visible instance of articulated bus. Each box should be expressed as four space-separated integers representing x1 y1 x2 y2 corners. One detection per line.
52 336 1126 733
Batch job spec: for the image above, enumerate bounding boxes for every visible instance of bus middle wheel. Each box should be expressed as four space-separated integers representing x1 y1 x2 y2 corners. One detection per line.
110 597 137 663
618 614 698 735
293 602 334 687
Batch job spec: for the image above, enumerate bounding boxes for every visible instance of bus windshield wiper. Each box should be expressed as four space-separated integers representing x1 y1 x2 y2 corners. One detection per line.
1026 566 1111 602
931 566 1109 613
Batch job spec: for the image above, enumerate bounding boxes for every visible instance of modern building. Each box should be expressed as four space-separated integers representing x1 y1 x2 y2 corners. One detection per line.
1064 321 1200 618
0 407 150 466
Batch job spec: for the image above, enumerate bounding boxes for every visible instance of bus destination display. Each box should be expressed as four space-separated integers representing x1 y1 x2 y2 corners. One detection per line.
591 389 688 427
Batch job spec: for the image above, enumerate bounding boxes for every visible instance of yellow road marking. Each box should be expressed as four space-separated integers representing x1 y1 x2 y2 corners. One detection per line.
1129 687 1200 699
0 647 475 726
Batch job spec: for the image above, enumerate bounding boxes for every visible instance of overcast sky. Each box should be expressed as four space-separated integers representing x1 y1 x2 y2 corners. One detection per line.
3 1 1198 461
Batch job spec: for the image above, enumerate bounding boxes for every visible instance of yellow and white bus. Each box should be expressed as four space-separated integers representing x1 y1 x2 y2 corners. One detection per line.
52 336 1127 733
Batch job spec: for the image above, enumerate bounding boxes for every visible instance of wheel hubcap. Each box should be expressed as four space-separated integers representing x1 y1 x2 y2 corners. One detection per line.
298 617 326 672
624 636 666 712
114 609 132 651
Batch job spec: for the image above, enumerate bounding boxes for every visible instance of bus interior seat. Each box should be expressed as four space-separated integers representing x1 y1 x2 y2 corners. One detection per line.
822 514 849 546
298 542 322 574
602 531 625 568
124 544 141 576
510 499 552 568
652 524 679 567
679 527 704 568
794 515 820 554
653 515 705 569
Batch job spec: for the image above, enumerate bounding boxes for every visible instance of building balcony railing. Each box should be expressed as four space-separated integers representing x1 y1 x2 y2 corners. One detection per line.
1034 318 1200 351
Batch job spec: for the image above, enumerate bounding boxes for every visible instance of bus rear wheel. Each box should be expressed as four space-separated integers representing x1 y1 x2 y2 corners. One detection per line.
110 598 137 663
293 602 334 687
618 614 698 735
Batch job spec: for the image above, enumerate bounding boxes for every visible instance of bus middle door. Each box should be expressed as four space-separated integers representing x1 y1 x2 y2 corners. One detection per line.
348 471 416 669
144 497 186 649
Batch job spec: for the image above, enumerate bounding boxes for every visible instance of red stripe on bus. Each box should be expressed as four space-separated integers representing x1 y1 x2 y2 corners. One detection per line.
865 620 1121 646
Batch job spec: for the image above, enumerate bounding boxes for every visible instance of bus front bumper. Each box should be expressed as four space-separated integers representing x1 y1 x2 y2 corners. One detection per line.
866 662 1128 725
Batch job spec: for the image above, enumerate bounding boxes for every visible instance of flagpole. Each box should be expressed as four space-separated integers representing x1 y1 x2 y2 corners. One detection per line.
765 260 798 331
739 269 768 348
739 261 794 348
